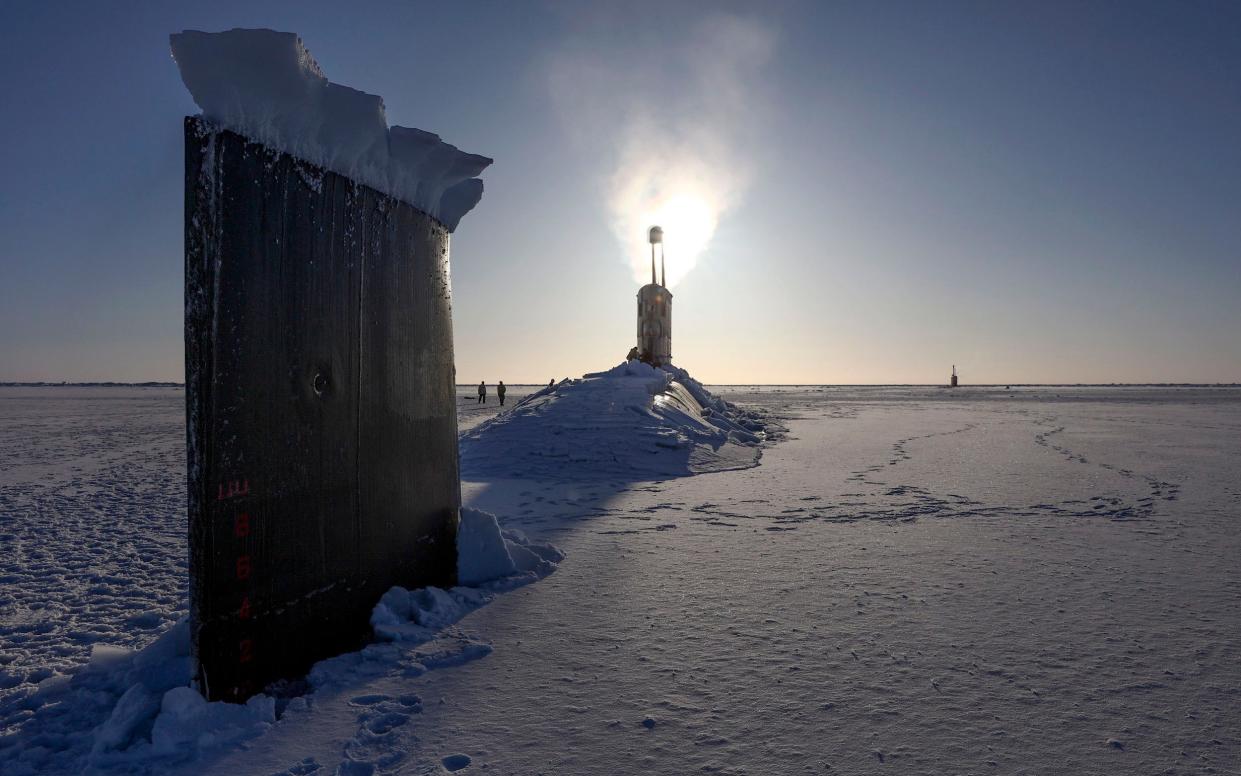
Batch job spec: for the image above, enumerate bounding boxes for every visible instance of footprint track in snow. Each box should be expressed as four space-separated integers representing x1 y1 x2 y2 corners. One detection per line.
336 694 423 774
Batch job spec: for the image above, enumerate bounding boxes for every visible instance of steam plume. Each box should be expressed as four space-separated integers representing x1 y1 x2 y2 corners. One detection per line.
547 14 775 287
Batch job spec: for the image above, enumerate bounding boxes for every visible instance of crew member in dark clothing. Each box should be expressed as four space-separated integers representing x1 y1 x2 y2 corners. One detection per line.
477 381 486 403
626 346 640 362
497 381 507 406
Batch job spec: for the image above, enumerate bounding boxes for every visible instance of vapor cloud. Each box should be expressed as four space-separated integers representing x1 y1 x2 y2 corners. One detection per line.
546 14 776 287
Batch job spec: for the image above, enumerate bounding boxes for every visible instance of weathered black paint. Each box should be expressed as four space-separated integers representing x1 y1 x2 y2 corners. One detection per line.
184 117 460 702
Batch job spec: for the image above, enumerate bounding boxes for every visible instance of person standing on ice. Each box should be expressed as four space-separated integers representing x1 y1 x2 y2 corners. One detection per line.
477 381 486 404
497 381 507 406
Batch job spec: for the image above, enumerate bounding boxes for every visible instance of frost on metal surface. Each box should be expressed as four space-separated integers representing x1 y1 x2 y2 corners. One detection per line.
171 28 490 231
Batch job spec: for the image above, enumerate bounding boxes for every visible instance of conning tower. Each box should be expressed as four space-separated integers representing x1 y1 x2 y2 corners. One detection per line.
636 225 672 367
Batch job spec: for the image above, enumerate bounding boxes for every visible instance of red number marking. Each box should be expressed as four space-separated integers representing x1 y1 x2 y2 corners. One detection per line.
238 596 251 620
234 512 251 538
217 479 251 501
236 555 251 580
239 639 253 663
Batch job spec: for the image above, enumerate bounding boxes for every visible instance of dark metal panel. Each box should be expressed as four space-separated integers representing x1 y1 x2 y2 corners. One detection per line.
185 117 459 702
357 201 461 588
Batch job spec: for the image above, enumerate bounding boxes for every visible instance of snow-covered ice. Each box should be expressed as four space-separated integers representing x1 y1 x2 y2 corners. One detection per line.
170 29 491 231
461 361 780 482
0 386 559 774
0 497 559 774
2 383 1240 774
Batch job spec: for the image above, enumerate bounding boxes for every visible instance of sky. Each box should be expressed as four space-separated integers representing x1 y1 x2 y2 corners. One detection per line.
0 0 1238 384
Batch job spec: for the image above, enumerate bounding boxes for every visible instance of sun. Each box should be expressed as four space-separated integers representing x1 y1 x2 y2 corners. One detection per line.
635 190 719 287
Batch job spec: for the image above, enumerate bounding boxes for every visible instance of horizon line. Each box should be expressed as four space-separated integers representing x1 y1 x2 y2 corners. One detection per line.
3 381 1240 389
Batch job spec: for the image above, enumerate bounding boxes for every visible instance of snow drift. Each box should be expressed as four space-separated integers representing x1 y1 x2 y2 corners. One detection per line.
0 510 560 775
460 361 777 481
455 507 562 587
170 28 490 231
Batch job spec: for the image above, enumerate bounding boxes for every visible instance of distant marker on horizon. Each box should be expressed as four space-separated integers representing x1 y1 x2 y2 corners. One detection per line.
950 365 959 388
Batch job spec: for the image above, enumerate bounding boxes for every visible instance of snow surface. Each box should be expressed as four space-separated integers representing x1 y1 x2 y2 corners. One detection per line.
0 504 560 774
170 29 491 231
2 384 1240 774
455 383 544 433
460 361 780 481
0 388 560 776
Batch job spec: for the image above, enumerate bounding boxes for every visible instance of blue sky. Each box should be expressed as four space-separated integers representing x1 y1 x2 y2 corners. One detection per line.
1 0 1237 383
